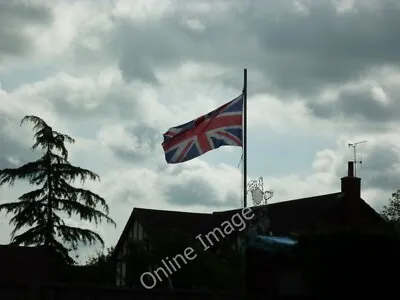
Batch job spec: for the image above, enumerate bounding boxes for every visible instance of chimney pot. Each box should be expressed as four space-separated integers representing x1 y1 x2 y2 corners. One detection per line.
341 161 361 199
348 161 354 177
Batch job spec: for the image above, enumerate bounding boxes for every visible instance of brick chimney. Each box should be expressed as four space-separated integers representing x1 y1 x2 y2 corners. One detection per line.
341 161 361 200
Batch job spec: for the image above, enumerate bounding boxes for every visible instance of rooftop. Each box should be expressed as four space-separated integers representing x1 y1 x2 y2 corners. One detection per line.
114 192 364 256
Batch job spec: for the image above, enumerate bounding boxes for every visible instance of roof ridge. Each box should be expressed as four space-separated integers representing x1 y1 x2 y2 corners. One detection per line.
359 197 386 221
213 192 342 214
269 192 341 205
134 207 213 215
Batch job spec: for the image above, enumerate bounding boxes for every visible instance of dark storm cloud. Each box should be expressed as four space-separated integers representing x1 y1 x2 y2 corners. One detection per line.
109 11 262 85
106 0 400 96
4 0 400 133
22 0 399 130
307 76 400 126
245 0 400 95
361 146 400 192
308 89 388 120
165 177 237 207
0 1 53 58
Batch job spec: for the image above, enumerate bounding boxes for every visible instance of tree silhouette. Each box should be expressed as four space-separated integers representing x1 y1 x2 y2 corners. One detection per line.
382 190 400 222
0 115 116 264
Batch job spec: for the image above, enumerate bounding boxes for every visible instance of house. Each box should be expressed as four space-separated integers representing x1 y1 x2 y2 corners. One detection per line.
113 161 388 288
113 209 218 286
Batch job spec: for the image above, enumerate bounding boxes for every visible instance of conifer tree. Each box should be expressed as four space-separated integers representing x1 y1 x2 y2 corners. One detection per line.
0 115 115 264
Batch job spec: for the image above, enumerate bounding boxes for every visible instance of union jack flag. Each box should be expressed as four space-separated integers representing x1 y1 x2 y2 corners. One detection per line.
162 94 243 164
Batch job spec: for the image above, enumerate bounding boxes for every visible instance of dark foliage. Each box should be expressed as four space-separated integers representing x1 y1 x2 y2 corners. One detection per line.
382 190 400 222
245 243 298 294
246 229 400 295
58 247 115 285
296 229 400 295
0 115 116 264
123 230 242 289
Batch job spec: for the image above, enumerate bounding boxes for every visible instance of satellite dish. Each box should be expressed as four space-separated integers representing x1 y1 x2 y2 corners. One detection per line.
251 187 263 205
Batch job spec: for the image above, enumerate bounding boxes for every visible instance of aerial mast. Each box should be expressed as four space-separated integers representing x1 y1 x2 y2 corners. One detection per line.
348 140 367 177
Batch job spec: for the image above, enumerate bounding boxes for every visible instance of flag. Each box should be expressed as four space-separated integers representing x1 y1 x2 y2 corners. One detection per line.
162 94 243 164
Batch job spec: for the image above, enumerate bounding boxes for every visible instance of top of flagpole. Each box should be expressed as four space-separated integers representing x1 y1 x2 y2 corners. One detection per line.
243 68 247 209
243 68 247 93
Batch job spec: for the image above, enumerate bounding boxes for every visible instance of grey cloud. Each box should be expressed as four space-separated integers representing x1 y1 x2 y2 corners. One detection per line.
0 118 39 169
0 158 11 169
27 77 144 121
246 0 400 94
57 92 142 121
101 0 400 97
335 144 400 192
118 46 159 84
4 0 399 101
42 0 400 129
234 0 400 96
0 2 53 58
109 13 261 85
111 189 144 206
361 146 400 192
307 80 400 126
130 124 160 147
109 124 160 163
364 171 400 193
165 177 237 207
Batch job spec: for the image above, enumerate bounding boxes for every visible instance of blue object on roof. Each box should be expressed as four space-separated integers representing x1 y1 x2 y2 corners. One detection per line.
248 234 297 252
260 236 297 245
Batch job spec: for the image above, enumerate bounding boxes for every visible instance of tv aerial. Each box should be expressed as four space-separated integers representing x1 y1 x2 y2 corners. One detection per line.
247 177 273 206
348 140 367 177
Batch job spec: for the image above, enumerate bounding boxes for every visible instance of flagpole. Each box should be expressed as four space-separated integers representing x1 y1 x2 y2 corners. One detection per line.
243 68 247 208
242 68 248 293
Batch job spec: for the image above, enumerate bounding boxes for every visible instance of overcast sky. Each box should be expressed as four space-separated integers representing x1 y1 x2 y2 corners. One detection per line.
1 0 400 260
